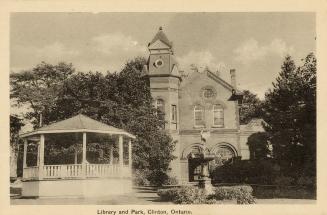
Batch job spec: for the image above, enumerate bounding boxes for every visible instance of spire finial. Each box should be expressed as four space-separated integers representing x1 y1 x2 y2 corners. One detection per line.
159 26 163 30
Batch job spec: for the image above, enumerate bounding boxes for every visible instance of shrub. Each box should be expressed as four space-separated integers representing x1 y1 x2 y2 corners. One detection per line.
158 185 255 204
211 159 279 185
147 170 169 186
157 188 179 202
158 186 207 204
133 169 150 186
212 185 255 204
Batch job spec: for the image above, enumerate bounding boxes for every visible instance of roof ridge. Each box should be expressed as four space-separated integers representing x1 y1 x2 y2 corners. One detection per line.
206 70 233 89
206 70 242 94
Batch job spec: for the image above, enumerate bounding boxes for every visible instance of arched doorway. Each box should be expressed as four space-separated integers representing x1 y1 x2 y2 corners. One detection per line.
185 144 209 182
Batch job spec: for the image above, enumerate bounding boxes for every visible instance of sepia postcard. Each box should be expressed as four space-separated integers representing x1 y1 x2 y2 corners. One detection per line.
1 0 327 215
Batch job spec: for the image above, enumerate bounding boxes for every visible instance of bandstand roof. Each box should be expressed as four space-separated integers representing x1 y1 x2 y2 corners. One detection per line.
20 114 136 139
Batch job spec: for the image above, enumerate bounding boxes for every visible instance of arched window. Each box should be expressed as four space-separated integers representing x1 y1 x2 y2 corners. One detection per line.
211 144 236 167
213 104 224 127
194 105 205 127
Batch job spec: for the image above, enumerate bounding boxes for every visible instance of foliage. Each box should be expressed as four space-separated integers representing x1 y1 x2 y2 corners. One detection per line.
247 132 271 160
157 188 180 202
262 53 316 177
10 115 25 178
211 185 255 204
158 185 255 204
10 115 25 150
211 159 280 185
10 58 176 186
133 169 150 186
157 186 207 204
10 62 75 127
240 90 263 124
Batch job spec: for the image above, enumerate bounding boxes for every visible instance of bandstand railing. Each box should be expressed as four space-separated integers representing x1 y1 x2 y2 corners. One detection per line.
23 164 131 180
23 166 39 179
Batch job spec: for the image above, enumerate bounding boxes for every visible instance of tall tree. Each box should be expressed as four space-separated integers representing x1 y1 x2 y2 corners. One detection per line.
262 53 316 176
10 62 75 127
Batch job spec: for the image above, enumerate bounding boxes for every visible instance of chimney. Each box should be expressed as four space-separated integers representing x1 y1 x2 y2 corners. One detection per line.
230 69 236 88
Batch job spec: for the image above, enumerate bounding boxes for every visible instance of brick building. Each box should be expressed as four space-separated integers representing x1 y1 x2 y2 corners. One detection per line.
142 27 263 184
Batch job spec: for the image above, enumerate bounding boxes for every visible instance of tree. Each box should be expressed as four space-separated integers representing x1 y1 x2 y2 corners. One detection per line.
10 62 75 127
247 132 271 160
10 115 25 178
240 90 263 124
262 53 316 177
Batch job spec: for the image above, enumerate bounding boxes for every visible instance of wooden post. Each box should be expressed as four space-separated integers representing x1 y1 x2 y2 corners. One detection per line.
37 144 40 167
39 134 45 180
74 148 78 164
128 139 132 177
118 135 123 177
110 143 113 165
23 139 27 178
82 132 87 178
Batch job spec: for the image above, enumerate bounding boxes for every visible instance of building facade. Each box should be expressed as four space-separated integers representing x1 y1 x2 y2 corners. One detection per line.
142 27 262 184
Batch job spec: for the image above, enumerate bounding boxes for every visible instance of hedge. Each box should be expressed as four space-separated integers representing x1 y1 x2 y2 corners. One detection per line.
157 185 255 204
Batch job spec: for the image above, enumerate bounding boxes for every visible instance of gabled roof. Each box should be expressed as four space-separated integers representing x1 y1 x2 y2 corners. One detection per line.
181 69 242 94
206 70 235 91
148 27 172 48
20 114 135 138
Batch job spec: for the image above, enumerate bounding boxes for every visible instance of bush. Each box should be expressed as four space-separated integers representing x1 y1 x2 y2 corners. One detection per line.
211 185 255 204
211 159 279 185
147 170 170 186
133 170 150 186
157 188 180 202
158 185 255 204
158 186 207 204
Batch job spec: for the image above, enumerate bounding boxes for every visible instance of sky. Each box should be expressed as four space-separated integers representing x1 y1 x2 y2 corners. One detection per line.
11 12 316 99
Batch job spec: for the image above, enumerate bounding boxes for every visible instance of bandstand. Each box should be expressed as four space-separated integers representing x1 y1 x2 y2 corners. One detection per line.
20 114 135 198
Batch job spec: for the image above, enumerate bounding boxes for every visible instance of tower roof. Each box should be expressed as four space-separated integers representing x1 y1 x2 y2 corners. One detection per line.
148 26 172 48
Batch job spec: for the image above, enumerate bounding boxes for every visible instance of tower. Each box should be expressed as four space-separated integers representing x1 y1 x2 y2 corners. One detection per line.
143 27 181 131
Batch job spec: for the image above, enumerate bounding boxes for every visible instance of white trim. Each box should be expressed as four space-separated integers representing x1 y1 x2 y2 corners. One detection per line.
21 129 136 139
